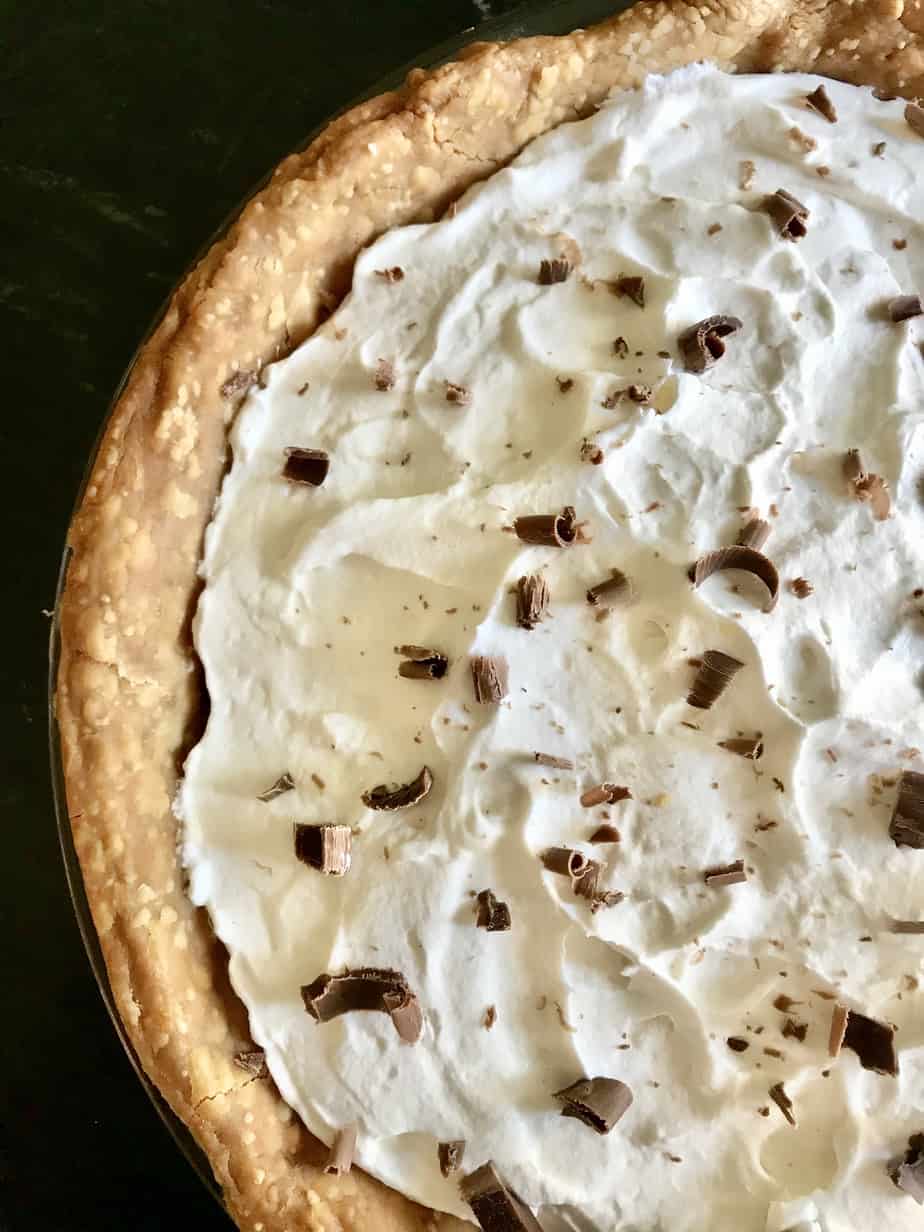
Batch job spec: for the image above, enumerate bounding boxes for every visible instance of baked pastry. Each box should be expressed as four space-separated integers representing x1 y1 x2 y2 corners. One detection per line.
56 4 924 1230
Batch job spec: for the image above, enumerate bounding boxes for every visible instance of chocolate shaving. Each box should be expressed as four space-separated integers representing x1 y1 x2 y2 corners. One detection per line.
257 772 295 802
362 765 433 811
534 752 574 770
516 574 550 630
445 381 471 406
889 294 923 322
282 447 330 487
539 257 572 285
476 889 512 932
689 546 779 612
374 358 396 391
842 1010 898 1076
233 1049 269 1078
806 83 838 123
687 650 745 710
889 770 924 848
890 1133 924 1204
764 188 809 240
482 1005 497 1030
788 577 813 599
586 569 634 607
294 824 352 875
220 369 256 399
541 847 622 912
717 736 764 761
626 383 651 404
727 1037 750 1053
704 859 747 887
580 783 632 808
556 375 574 394
324 1125 357 1176
769 1082 796 1126
302 967 423 1043
905 102 924 138
438 1141 465 1178
580 438 604 465
590 824 621 843
828 1003 849 1057
887 917 924 934
514 505 580 547
553 1076 633 1135
460 1161 544 1232
736 518 772 551
773 994 800 1013
375 266 405 283
678 315 743 373
782 1018 808 1042
397 645 449 680
613 336 629 358
471 655 508 704
843 448 891 520
612 276 646 307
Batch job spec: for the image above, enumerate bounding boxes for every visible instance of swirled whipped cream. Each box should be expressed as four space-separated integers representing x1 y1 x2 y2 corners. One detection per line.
180 65 924 1231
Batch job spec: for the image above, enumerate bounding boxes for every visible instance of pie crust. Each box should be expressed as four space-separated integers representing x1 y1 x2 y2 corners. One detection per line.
55 3 924 1229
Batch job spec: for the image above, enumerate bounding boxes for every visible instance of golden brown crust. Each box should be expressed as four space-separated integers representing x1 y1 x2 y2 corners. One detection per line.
55 3 924 1228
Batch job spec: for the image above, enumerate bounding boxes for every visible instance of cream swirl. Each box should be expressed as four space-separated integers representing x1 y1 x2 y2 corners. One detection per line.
180 66 924 1230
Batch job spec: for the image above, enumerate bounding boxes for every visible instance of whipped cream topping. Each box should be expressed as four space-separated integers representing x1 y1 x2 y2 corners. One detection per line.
180 66 924 1230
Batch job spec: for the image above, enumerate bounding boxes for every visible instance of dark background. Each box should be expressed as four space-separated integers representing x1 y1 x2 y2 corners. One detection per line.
1 2 615 1228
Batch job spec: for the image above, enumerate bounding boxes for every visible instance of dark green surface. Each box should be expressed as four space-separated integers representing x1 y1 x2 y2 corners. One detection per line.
3 2 618 1228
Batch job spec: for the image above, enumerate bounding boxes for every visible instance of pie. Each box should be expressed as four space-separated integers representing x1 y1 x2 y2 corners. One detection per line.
55 3 924 1230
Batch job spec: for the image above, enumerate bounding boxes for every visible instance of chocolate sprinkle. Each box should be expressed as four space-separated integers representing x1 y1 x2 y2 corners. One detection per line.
590 824 621 844
302 967 423 1043
362 765 433 811
220 369 256 399
829 1003 849 1057
704 859 747 887
460 1161 544 1232
471 655 509 704
736 517 772 551
375 266 405 283
806 83 838 123
612 276 646 308
613 336 629 358
534 752 574 770
887 918 924 934
788 577 814 599
890 1133 924 1204
727 1037 750 1053
294 824 352 875
374 358 396 391
687 650 745 710
843 448 891 520
324 1124 357 1176
769 1082 796 1126
482 1005 497 1030
514 505 581 547
233 1049 269 1078
282 447 330 487
476 889 512 932
586 569 634 608
717 736 764 760
445 381 471 406
843 1010 898 1076
580 783 632 808
689 546 779 612
553 1076 633 1135
397 645 449 680
438 1141 465 1178
783 1018 809 1042
905 102 924 138
889 294 923 323
678 315 743 373
889 770 924 848
257 772 295 802
764 188 809 241
516 574 550 630
541 847 622 912
539 257 572 285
